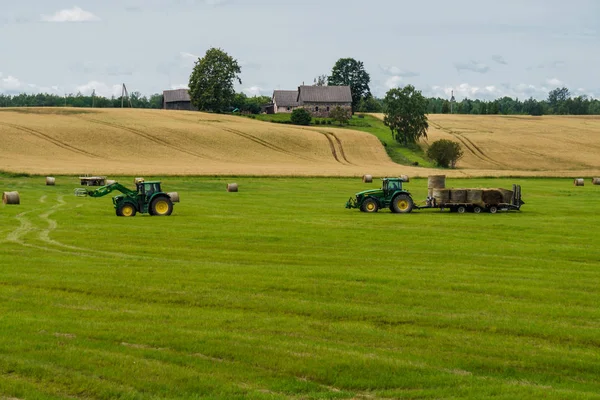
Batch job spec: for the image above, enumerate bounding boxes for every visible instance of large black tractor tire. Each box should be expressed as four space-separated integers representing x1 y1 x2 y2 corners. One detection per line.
116 202 137 217
150 196 173 216
360 198 379 213
391 194 414 213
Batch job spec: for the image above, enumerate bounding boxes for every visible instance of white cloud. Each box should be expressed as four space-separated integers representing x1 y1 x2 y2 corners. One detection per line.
243 86 266 96
41 7 100 23
385 76 403 89
454 60 490 74
546 78 563 86
76 81 122 97
1 74 23 91
379 65 419 77
180 52 199 60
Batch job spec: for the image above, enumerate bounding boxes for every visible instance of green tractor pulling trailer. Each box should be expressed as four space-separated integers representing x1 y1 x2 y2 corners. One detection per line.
75 179 175 217
346 177 524 214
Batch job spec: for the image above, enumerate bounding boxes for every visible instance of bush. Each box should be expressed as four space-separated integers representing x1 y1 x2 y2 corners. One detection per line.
426 139 464 168
290 108 312 126
327 120 332 125
315 120 321 125
329 106 351 125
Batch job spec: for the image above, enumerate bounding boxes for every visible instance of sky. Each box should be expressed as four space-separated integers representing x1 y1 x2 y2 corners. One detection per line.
1 0 599 101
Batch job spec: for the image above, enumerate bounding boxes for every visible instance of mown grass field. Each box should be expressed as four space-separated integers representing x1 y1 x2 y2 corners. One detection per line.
1 174 599 399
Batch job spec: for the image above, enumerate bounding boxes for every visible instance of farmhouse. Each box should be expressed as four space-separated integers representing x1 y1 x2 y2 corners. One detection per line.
272 90 300 113
162 89 197 111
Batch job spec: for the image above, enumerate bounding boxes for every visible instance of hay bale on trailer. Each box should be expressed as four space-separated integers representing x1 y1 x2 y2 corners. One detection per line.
482 189 504 205
466 189 483 204
46 177 55 186
449 189 467 203
574 178 584 186
227 183 238 192
428 175 446 189
2 191 20 205
432 188 450 204
362 174 372 183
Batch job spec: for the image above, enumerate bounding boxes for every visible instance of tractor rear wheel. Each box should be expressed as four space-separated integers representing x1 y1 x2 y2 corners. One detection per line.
361 198 379 213
116 203 136 217
150 196 173 216
391 194 414 213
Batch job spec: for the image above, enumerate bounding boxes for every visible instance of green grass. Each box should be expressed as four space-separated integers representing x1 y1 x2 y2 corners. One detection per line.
249 113 435 168
1 175 600 399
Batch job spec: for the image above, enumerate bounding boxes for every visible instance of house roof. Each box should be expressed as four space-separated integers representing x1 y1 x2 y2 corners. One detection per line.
272 90 299 107
163 89 191 103
297 85 352 103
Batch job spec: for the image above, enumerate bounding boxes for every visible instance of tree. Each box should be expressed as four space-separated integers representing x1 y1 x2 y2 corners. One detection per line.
426 139 464 168
441 100 450 114
382 85 429 146
328 58 371 112
329 106 351 125
357 96 383 113
188 47 241 112
290 108 312 125
313 74 327 86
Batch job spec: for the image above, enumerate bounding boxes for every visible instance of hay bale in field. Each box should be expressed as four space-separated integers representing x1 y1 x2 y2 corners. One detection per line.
592 178 600 185
574 178 584 186
362 174 372 183
482 189 503 205
449 189 467 203
106 180 116 185
46 176 55 186
432 188 450 204
134 177 144 185
2 191 20 205
227 183 238 192
400 174 409 182
428 175 446 189
466 189 483 204
167 192 180 202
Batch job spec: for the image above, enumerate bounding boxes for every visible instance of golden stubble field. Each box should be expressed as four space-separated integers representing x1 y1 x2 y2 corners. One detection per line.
1 108 599 177
373 113 600 175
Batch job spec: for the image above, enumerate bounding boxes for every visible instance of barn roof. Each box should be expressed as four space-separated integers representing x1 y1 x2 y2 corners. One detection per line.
163 89 191 103
272 90 299 107
297 85 352 103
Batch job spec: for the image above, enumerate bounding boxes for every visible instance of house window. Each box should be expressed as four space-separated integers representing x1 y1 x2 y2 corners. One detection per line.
315 106 319 112
287 107 290 111
326 106 330 112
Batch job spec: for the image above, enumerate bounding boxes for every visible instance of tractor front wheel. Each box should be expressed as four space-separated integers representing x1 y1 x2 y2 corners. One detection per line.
116 203 137 217
150 196 173 216
361 198 379 213
391 194 414 213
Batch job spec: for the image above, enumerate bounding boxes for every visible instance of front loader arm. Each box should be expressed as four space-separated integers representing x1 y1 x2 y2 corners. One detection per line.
74 182 137 198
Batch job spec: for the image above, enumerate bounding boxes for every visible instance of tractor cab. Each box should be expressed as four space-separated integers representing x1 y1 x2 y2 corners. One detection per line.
383 178 403 195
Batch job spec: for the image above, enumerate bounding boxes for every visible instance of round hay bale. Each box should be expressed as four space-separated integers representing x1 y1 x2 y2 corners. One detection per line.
227 183 238 192
362 174 373 183
46 176 55 186
428 175 446 189
167 192 180 203
3 191 20 205
592 178 600 185
400 174 409 182
427 188 433 198
134 177 144 185
466 189 483 204
450 189 467 203
432 188 450 204
106 180 116 185
574 178 584 186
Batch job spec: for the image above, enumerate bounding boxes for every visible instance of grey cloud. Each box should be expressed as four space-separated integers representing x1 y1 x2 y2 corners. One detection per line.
378 65 419 77
454 60 490 73
69 62 134 77
492 55 507 65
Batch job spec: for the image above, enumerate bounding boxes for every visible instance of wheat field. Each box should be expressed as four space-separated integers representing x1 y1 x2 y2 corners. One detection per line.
0 108 599 177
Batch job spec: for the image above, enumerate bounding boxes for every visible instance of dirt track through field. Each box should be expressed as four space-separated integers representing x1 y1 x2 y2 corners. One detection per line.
1 108 600 177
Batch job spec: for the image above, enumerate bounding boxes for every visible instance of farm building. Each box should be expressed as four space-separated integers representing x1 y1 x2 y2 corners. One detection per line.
162 89 197 111
272 90 300 113
296 85 352 118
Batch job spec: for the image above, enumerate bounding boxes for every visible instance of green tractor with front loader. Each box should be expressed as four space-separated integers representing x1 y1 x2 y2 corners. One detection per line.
346 177 414 213
75 179 176 217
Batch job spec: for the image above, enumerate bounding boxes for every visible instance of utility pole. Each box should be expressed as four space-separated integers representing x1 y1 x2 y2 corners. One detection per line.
92 89 95 108
450 90 455 114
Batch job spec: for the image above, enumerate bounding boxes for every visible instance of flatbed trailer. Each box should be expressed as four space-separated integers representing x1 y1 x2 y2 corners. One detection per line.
414 184 523 213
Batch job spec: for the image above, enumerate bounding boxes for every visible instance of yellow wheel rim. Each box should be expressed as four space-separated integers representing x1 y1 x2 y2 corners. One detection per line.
397 200 409 210
155 200 169 215
366 202 375 211
122 205 134 217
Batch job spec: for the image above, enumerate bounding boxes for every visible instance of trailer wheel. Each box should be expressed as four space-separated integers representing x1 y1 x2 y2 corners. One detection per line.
391 194 413 213
473 206 482 214
361 198 379 213
457 206 466 213
489 206 498 214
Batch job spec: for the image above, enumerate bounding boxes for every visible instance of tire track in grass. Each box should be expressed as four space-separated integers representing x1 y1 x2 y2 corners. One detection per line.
81 118 220 161
0 122 101 159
